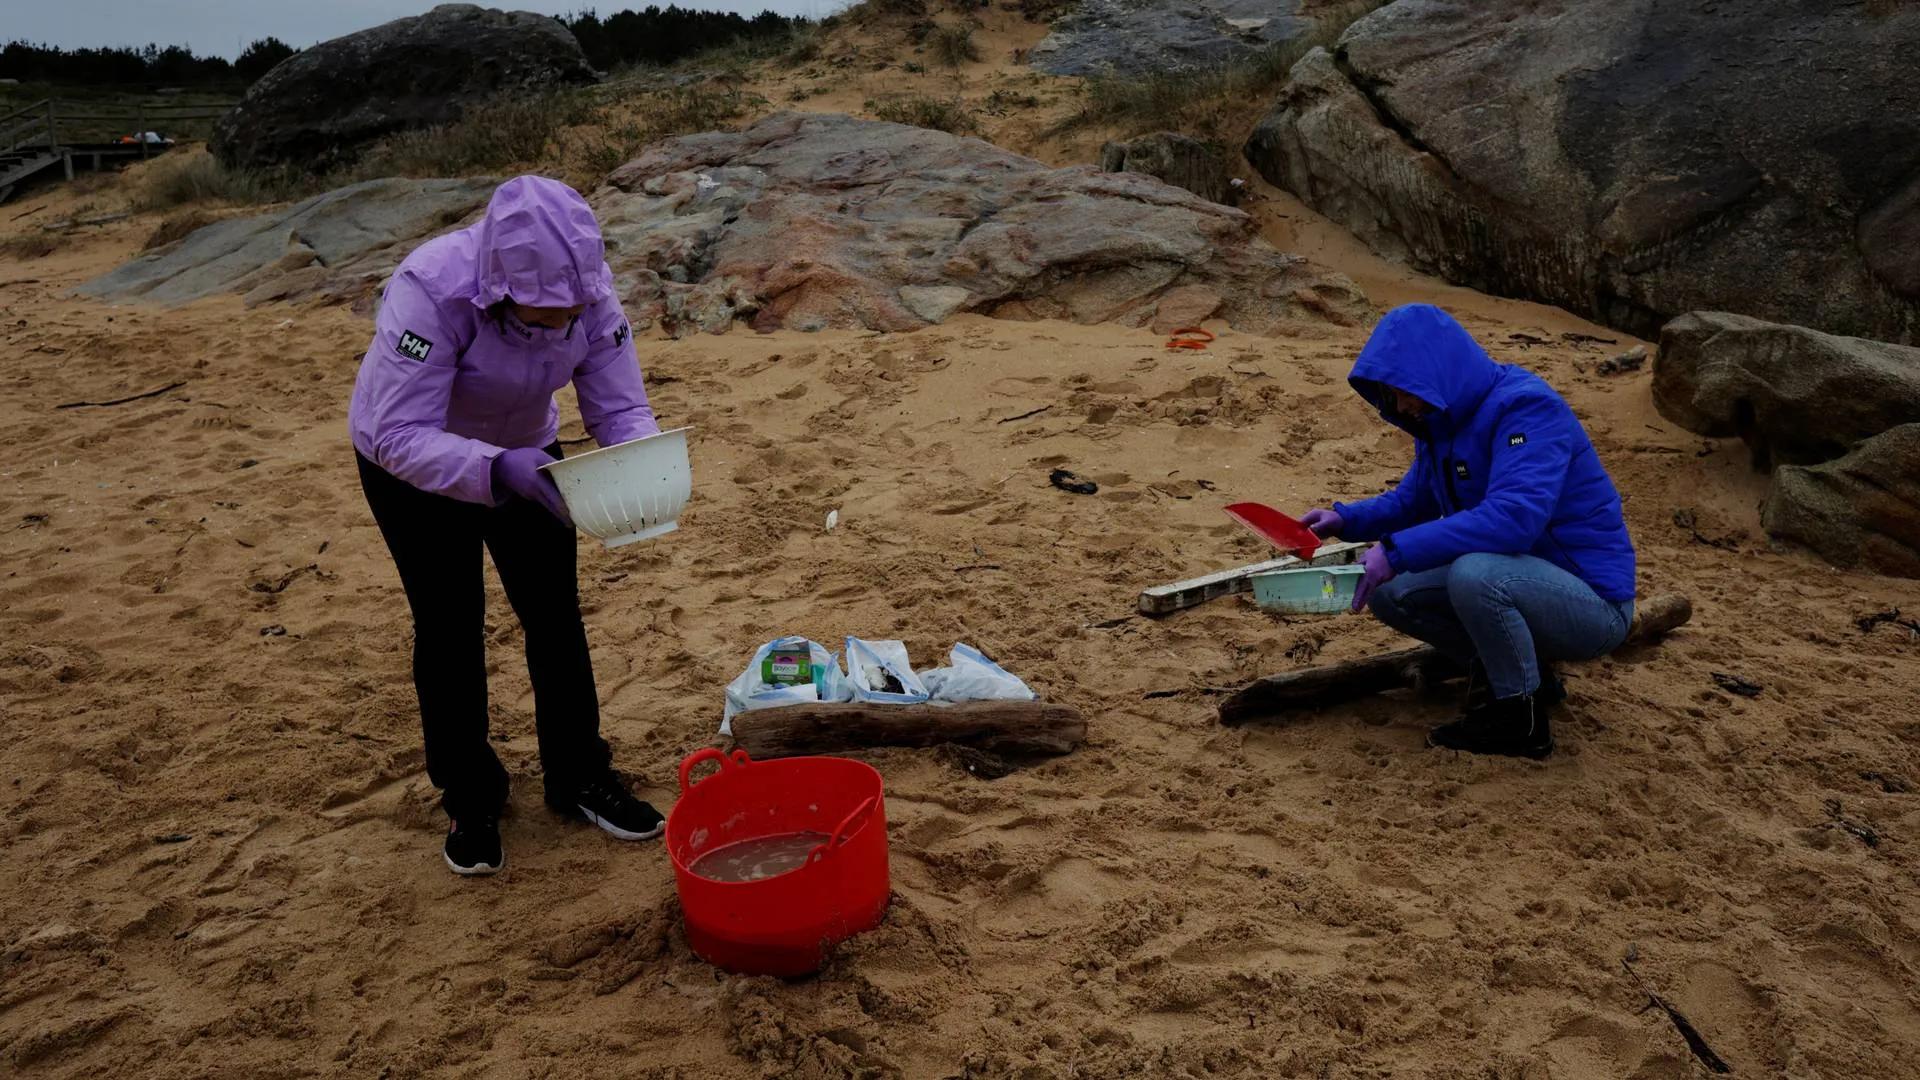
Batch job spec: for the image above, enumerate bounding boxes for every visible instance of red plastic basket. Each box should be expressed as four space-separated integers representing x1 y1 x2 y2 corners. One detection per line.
667 748 890 976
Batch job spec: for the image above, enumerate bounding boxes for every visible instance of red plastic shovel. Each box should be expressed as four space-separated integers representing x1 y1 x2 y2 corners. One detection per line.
1224 502 1321 561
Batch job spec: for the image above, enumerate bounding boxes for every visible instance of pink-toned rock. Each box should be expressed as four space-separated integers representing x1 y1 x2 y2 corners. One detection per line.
1150 285 1224 334
599 111 1365 337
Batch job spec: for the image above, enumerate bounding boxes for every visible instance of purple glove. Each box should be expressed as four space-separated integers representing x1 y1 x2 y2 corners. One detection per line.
1350 542 1396 613
491 447 572 526
1300 508 1343 538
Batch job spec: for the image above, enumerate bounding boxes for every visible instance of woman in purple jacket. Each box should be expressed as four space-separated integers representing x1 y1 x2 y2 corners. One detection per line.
349 176 664 876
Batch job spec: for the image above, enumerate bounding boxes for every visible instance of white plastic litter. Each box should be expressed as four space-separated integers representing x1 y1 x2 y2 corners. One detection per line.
844 637 930 705
918 643 1037 703
826 509 839 531
720 636 850 735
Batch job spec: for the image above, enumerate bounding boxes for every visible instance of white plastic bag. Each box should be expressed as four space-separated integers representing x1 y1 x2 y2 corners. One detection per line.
721 637 850 735
919 643 1037 703
844 637 930 705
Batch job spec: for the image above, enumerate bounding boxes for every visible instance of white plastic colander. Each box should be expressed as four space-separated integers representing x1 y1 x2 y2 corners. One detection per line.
538 427 692 548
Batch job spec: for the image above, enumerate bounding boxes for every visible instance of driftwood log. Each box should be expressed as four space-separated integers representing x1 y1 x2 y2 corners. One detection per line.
1218 593 1692 725
728 701 1087 760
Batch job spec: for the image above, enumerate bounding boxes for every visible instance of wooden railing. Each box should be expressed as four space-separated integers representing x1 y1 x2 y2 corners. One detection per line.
0 99 55 154
0 97 237 153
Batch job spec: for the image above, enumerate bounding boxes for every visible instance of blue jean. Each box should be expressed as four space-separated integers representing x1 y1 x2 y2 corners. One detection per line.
1368 553 1634 700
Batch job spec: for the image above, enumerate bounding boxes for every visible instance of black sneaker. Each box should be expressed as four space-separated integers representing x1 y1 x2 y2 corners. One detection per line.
551 773 665 841
1463 660 1565 713
445 814 503 876
1429 694 1554 760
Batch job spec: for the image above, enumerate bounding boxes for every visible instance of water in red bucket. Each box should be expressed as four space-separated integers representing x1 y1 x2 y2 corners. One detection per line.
667 748 890 976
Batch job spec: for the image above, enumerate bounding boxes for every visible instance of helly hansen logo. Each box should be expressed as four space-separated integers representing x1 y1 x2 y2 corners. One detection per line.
1454 462 1470 480
1508 433 1527 447
397 330 434 361
613 322 630 347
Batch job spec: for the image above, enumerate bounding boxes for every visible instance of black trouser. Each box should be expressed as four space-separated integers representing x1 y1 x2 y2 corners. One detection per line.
357 447 610 821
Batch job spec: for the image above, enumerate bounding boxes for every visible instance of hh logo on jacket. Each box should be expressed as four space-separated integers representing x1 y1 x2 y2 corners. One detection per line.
1507 433 1527 446
397 330 434 361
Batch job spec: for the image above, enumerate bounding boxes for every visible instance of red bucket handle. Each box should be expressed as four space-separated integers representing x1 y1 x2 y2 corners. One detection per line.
808 796 878 865
679 747 751 794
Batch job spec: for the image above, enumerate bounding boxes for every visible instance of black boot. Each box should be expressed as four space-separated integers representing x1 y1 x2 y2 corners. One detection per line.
1429 693 1555 760
1463 660 1565 713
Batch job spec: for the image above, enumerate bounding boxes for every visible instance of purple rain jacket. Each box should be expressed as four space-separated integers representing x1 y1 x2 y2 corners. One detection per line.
348 176 658 505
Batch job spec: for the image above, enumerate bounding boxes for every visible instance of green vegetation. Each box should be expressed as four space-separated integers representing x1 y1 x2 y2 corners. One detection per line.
867 94 978 135
562 6 805 71
140 208 221 251
128 79 756 210
133 150 288 210
0 232 60 260
927 25 981 70
0 38 293 90
348 90 599 185
564 84 755 183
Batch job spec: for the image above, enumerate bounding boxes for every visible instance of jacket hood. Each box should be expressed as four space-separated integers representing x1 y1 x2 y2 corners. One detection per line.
469 175 613 310
1348 304 1499 436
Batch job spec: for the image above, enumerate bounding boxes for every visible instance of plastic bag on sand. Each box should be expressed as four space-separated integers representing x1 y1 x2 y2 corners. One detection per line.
721 637 850 735
919 643 1037 703
844 637 930 705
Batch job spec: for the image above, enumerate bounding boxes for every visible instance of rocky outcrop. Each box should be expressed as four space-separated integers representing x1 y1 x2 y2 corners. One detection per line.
80 115 1366 336
598 112 1365 336
1029 0 1317 77
1101 132 1235 205
1764 426 1920 579
1653 312 1920 578
1654 312 1920 470
1246 2 1920 343
212 4 596 171
77 178 496 307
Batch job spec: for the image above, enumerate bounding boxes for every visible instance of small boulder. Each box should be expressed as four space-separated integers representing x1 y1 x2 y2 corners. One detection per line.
1150 284 1223 334
1100 132 1235 205
898 285 972 325
212 4 596 171
1764 425 1920 579
1654 312 1920 469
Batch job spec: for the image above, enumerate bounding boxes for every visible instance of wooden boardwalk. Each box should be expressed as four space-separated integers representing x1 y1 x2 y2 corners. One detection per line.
1 97 235 202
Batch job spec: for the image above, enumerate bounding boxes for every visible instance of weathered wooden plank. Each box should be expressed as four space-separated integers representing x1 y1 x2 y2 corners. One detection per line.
728 700 1088 759
1137 541 1367 617
1218 593 1693 724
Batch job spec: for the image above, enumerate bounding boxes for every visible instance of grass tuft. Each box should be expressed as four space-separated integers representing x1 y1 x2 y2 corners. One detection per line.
867 94 978 134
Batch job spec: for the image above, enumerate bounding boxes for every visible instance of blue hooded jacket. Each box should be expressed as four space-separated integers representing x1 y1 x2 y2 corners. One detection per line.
1333 305 1636 602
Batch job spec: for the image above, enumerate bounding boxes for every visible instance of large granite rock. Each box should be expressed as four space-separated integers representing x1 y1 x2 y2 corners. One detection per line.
212 4 596 171
81 114 1367 335
1654 312 1920 469
1029 0 1317 77
597 111 1365 336
1245 2 1920 343
1764 425 1920 579
1101 132 1235 205
78 178 497 307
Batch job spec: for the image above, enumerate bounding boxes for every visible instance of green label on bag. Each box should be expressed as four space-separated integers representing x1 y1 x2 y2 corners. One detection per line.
762 651 810 686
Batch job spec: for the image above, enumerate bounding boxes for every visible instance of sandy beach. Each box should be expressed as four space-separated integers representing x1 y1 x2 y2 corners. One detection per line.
5 12 1920 1076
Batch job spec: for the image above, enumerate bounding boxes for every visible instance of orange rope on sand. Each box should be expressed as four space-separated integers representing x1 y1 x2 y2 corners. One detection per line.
1164 327 1214 350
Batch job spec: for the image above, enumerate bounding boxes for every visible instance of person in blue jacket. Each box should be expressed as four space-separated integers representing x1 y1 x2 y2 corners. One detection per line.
1299 304 1637 759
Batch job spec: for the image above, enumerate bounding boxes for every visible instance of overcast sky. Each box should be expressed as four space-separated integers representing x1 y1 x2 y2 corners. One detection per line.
10 1 849 59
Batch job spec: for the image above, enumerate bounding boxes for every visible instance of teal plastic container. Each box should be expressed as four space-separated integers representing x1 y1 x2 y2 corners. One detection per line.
1250 565 1365 614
